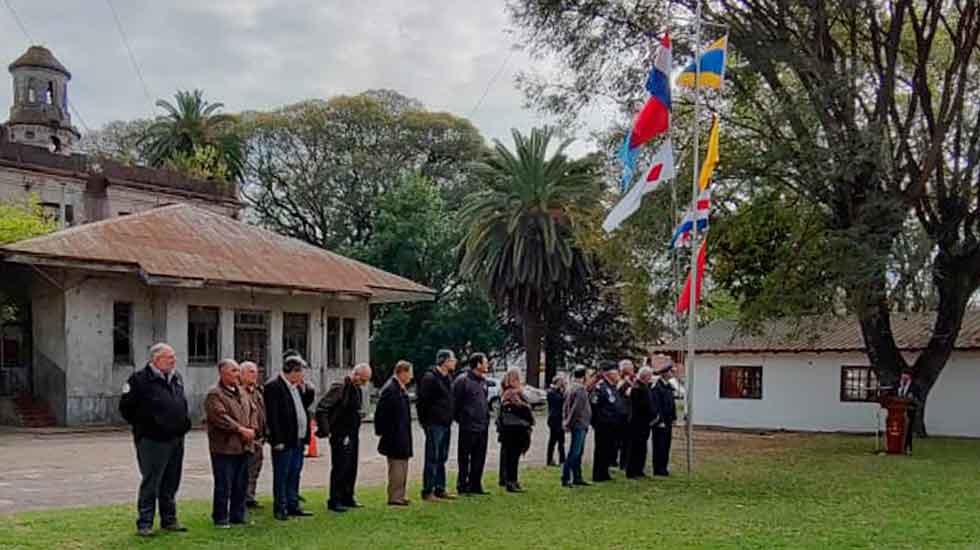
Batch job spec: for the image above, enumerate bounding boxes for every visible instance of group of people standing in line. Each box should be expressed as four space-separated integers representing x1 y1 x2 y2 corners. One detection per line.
118 342 677 537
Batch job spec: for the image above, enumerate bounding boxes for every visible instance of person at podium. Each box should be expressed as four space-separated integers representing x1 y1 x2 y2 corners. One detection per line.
893 369 923 455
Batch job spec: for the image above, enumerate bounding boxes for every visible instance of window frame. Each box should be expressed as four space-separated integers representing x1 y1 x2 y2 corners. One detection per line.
187 306 220 365
719 366 763 400
112 302 133 366
840 366 880 403
282 312 310 360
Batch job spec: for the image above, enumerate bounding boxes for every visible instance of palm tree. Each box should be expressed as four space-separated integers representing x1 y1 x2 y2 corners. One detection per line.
458 127 600 386
140 89 243 180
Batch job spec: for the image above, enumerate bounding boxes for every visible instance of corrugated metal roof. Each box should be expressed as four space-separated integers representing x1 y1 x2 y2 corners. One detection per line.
0 204 435 303
658 313 980 353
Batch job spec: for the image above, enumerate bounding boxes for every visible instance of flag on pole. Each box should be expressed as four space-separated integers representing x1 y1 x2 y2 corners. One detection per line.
620 34 672 191
668 188 710 248
604 139 675 233
676 35 728 90
698 114 720 191
676 237 708 314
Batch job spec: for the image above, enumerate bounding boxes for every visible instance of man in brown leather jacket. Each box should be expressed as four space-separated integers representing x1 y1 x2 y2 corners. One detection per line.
204 359 258 528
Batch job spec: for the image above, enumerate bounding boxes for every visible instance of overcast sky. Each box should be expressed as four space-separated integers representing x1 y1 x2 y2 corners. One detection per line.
0 0 607 156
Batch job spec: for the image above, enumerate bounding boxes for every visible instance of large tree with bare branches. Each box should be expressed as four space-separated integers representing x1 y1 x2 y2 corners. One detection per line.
510 0 980 429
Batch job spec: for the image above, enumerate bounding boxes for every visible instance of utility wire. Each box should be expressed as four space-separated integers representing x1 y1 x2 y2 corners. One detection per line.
469 47 516 118
2 0 92 133
105 0 155 106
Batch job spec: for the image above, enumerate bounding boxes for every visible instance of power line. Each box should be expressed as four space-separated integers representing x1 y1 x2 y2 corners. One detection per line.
3 0 33 42
469 47 516 118
2 0 92 134
104 0 155 107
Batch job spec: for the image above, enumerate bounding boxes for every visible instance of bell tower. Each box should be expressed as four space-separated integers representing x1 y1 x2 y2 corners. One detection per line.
6 45 79 154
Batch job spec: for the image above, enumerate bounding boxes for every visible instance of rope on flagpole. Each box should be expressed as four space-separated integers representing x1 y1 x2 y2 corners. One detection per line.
685 0 704 479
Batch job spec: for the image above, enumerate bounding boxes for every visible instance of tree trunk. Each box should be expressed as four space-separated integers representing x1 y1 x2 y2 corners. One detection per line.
523 316 543 388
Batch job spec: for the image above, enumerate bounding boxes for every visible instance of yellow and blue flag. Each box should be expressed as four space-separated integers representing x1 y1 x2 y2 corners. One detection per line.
677 35 727 90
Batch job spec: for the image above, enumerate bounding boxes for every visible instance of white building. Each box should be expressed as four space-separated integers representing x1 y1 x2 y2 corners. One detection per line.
661 315 980 438
0 205 433 426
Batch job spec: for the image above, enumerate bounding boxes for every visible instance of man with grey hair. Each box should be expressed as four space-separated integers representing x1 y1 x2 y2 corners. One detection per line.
315 363 371 512
626 366 655 478
417 349 457 501
240 362 266 509
205 359 258 527
120 343 192 537
264 351 315 520
616 359 636 470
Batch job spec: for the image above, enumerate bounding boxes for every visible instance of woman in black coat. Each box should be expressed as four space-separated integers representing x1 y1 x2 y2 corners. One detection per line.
546 375 567 466
496 368 534 493
375 361 414 505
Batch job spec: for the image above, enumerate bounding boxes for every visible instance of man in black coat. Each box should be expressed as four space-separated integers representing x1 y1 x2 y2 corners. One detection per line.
651 362 678 476
264 353 315 520
417 349 457 501
590 360 627 482
375 360 414 506
453 353 491 496
626 367 655 478
894 369 924 455
120 343 192 537
315 363 371 512
616 359 636 470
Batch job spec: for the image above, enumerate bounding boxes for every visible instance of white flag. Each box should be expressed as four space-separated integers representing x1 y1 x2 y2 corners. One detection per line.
603 139 675 233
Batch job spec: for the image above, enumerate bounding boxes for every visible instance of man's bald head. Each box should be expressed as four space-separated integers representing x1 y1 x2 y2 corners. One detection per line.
351 363 372 386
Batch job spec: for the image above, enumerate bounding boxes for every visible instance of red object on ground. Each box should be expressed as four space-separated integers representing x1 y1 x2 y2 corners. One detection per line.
881 396 910 454
305 420 319 457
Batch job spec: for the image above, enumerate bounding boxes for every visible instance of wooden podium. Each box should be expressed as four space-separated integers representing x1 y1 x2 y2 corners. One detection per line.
880 396 911 454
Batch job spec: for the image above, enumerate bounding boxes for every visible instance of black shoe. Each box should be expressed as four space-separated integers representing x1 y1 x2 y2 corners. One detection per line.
245 500 262 509
573 480 591 486
298 495 306 502
288 509 313 517
136 527 154 537
505 483 525 493
161 524 188 533
562 482 574 488
327 503 347 513
343 501 364 509
274 513 289 521
468 489 490 496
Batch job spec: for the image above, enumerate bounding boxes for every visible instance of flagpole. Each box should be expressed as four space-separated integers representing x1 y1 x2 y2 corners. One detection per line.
685 0 703 478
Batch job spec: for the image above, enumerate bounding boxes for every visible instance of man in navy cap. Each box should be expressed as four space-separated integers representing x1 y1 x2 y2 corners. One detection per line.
651 360 678 476
589 360 627 482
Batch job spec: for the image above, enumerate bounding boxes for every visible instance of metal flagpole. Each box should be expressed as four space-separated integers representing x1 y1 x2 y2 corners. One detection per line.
685 0 704 478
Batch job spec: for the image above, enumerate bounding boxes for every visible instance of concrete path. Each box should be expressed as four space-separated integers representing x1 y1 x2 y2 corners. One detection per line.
0 421 587 513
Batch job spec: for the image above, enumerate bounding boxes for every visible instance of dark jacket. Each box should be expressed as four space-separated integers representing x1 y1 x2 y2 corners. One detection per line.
119 365 192 442
547 388 565 429
629 381 655 428
417 368 454 428
563 382 591 431
375 378 413 459
453 370 490 433
497 388 534 455
244 384 267 450
204 383 257 455
651 379 677 427
314 377 363 439
264 376 315 449
590 378 628 428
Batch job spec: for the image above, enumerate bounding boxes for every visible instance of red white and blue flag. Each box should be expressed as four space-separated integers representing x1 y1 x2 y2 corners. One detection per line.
620 34 672 191
603 139 675 232
676 237 708 314
669 188 711 249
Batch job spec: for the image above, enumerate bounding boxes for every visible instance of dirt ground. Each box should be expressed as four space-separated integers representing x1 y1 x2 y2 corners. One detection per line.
0 423 799 513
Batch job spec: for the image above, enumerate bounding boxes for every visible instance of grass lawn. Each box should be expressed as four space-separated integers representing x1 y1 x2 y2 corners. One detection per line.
2 433 979 549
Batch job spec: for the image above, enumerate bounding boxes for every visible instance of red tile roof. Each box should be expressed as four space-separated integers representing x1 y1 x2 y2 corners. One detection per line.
658 313 980 353
0 204 434 303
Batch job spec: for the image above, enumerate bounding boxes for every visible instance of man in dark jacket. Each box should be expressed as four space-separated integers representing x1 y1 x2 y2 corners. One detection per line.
264 353 315 520
119 343 192 537
894 369 924 455
417 349 457 501
204 359 257 527
315 363 371 512
626 367 655 478
651 361 678 476
616 359 636 470
453 353 491 496
590 360 627 482
375 360 414 506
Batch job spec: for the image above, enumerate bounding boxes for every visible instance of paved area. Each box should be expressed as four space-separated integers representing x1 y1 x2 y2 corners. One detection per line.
0 420 586 513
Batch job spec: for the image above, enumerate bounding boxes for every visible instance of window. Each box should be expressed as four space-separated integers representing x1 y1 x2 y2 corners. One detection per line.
840 366 879 402
720 366 763 399
117 211 131 217
188 306 220 364
39 202 60 222
27 80 36 103
64 204 74 225
46 81 55 104
283 313 309 360
113 302 133 365
326 317 340 367
342 318 355 367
